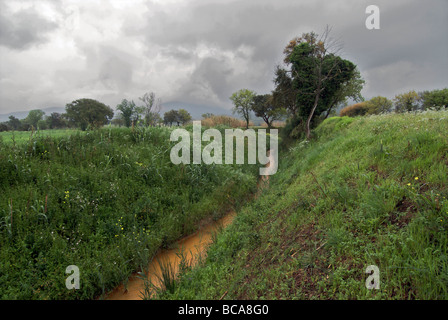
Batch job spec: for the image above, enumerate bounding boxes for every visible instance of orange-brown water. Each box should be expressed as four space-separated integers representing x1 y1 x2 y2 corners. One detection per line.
104 151 273 300
104 211 237 300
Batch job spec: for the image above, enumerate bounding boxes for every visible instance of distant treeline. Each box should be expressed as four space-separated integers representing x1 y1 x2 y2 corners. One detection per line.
0 92 195 132
340 88 448 117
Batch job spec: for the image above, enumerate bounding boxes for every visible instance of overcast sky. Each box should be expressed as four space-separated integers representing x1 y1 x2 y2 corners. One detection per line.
0 0 447 116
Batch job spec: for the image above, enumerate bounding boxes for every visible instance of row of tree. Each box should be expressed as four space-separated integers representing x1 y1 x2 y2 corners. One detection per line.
230 27 447 138
0 92 194 132
340 89 448 117
0 110 67 132
229 89 287 129
0 99 115 132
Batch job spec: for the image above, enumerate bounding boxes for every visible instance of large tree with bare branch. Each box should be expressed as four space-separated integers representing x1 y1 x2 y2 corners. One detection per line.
275 27 359 139
139 92 162 126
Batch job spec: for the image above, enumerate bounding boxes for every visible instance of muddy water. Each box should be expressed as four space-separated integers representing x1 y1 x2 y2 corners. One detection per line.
105 211 237 300
105 151 273 300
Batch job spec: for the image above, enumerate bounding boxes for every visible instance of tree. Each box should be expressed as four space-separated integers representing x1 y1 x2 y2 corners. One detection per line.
116 99 138 128
64 98 114 130
164 109 178 126
139 92 162 126
394 90 420 113
324 68 365 119
230 89 256 129
46 112 66 129
275 27 358 139
0 122 9 132
420 88 448 110
8 115 22 131
25 109 45 129
272 65 299 116
274 31 327 118
289 27 356 139
252 94 285 128
177 109 192 125
365 96 393 115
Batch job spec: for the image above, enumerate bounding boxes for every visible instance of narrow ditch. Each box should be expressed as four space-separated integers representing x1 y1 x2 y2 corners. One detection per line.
104 151 273 300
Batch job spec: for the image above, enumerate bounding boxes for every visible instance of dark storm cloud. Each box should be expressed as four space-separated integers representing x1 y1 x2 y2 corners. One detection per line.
0 0 447 115
137 0 316 104
179 56 234 102
336 0 448 98
135 0 447 104
0 4 58 50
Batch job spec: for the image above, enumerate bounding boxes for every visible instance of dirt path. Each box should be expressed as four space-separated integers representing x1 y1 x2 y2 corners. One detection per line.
104 151 273 300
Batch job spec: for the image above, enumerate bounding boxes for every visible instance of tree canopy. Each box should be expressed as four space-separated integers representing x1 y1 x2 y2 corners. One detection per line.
163 109 192 126
230 89 256 129
252 94 285 128
420 88 448 110
116 99 137 128
394 90 420 113
64 98 114 130
25 109 45 129
274 28 359 139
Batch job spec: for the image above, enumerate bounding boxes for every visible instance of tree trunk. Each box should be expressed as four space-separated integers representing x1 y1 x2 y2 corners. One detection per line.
306 82 322 139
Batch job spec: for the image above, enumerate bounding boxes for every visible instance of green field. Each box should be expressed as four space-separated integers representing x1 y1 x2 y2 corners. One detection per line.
0 129 82 145
151 110 448 300
0 125 262 299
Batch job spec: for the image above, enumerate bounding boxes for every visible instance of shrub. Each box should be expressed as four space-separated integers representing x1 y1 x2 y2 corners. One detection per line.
339 102 370 117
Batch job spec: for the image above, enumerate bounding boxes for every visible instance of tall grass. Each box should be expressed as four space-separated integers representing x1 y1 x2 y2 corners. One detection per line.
0 126 260 299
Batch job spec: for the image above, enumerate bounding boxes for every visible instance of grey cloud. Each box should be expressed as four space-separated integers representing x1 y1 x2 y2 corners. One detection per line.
98 55 134 91
1 0 447 115
179 56 234 103
0 5 58 50
137 1 316 104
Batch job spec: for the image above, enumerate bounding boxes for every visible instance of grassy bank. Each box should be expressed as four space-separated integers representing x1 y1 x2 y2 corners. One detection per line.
0 126 262 299
151 110 448 300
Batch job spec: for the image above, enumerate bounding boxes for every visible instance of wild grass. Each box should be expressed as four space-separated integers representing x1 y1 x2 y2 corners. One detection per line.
0 128 82 145
0 125 262 299
152 110 448 300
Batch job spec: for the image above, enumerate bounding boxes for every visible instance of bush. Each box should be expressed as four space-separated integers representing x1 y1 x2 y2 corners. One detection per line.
339 102 370 117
